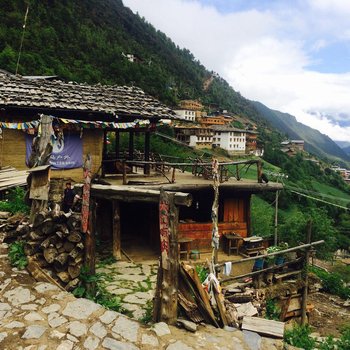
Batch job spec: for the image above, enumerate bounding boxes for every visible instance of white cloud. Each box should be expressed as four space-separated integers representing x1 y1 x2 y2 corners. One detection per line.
123 0 350 141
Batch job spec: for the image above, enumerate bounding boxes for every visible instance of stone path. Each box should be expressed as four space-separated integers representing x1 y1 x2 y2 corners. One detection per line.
0 240 284 349
95 260 158 321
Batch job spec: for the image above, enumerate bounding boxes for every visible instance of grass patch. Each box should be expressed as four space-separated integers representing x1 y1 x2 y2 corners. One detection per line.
135 278 152 292
96 255 117 268
265 299 281 321
0 187 29 214
8 241 27 269
139 300 153 325
284 324 316 350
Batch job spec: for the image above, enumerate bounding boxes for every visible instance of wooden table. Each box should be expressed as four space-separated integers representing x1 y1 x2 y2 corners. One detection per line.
178 238 194 260
224 234 244 256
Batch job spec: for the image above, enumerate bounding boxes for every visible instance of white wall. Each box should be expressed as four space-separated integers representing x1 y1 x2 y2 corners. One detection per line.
174 109 196 122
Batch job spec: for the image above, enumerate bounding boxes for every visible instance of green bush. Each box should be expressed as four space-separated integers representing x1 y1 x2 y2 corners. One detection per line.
284 324 316 350
0 187 29 214
8 241 27 269
310 266 350 300
265 299 281 321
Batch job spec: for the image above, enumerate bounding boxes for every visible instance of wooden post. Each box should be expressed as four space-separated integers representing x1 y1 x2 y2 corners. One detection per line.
274 190 279 246
156 189 179 324
112 200 121 260
102 130 107 177
85 199 96 294
115 130 120 159
301 220 312 325
122 160 127 185
28 114 53 224
257 160 263 183
129 130 134 160
144 130 151 175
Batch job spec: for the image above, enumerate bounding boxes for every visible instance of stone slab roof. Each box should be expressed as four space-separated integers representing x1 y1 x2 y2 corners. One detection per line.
0 71 174 119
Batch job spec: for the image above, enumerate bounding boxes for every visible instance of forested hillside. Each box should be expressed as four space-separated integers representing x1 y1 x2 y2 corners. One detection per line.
0 0 348 163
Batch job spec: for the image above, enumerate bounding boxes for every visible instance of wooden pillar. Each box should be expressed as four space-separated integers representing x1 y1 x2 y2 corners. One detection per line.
102 130 107 177
144 130 151 175
301 220 312 325
274 190 280 245
129 130 134 160
246 194 251 236
112 200 122 260
155 190 179 324
257 160 263 183
85 199 96 293
115 130 120 159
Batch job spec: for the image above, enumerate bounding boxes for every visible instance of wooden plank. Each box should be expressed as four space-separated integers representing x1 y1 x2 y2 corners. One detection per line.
112 201 121 260
242 316 285 338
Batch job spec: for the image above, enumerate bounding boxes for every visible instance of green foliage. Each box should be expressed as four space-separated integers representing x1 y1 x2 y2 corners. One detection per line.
265 299 281 321
310 266 350 300
0 187 29 214
318 324 350 350
96 256 117 268
8 241 27 269
251 196 274 237
284 324 316 350
195 265 208 283
138 300 153 325
73 266 124 313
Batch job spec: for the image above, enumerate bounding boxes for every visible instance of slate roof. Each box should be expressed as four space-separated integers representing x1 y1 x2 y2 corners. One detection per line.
0 71 174 120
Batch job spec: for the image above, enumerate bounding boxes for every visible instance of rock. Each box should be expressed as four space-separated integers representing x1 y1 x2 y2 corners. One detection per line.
4 286 34 304
68 321 87 337
260 337 284 350
50 330 65 339
4 321 25 328
177 319 197 333
223 326 238 332
106 287 133 295
166 341 193 350
117 275 145 282
56 340 74 350
152 322 171 337
42 304 61 314
0 332 8 342
48 313 68 328
38 346 47 350
111 317 140 342
122 303 142 312
83 336 100 350
99 310 120 324
344 299 350 307
34 283 61 293
141 334 159 347
90 321 107 338
0 303 11 311
102 337 140 350
67 334 79 343
24 312 44 321
236 302 258 318
22 325 47 339
62 299 101 320
132 309 146 320
243 330 261 350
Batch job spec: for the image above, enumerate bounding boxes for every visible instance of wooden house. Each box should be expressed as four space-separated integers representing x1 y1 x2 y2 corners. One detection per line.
0 71 174 182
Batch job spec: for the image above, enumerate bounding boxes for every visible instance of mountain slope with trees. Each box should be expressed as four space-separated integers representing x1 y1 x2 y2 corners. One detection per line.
0 0 348 164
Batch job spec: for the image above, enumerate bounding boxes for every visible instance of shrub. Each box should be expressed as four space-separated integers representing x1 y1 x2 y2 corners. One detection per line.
8 241 28 269
0 187 29 214
284 324 316 350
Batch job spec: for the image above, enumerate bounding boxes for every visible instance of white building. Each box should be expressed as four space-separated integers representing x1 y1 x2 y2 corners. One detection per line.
212 126 246 154
173 109 196 122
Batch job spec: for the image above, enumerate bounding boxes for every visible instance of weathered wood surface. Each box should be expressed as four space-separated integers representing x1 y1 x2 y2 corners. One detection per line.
112 200 121 260
242 316 285 338
87 184 192 207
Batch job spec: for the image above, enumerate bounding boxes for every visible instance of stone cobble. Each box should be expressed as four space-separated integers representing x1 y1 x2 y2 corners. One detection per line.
0 240 283 350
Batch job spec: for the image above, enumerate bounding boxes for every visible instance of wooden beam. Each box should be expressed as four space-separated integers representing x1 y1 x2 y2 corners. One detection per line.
89 184 192 207
144 130 150 175
129 130 134 160
115 130 120 159
242 316 284 338
112 200 121 260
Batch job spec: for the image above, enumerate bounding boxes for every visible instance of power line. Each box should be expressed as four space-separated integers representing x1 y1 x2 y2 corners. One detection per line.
15 4 29 75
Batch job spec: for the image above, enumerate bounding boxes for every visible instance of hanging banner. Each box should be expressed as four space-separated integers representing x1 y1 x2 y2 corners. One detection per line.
26 133 83 169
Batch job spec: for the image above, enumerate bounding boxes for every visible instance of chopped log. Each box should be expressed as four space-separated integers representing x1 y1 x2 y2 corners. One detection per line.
53 261 68 273
57 271 70 284
55 231 64 239
55 224 69 236
24 242 41 256
16 224 30 235
41 218 56 235
43 247 58 264
69 248 82 260
67 214 81 230
55 252 69 266
28 231 43 241
76 242 84 250
57 246 65 254
0 211 10 219
41 236 58 249
55 242 63 249
65 278 80 291
224 300 239 328
68 265 81 279
63 241 75 252
178 291 204 323
225 294 253 303
32 211 46 228
242 316 285 338
67 231 82 243
27 257 65 291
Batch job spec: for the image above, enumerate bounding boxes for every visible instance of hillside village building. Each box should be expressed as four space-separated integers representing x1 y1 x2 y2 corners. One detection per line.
175 125 213 149
173 109 196 122
212 126 247 154
281 140 305 156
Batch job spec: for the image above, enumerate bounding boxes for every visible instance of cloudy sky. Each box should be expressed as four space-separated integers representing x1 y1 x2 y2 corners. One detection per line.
123 0 350 142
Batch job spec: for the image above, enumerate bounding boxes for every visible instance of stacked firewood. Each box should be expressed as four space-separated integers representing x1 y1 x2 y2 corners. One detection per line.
4 209 84 291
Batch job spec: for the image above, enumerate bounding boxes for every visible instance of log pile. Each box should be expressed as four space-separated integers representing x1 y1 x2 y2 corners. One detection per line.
3 210 84 291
